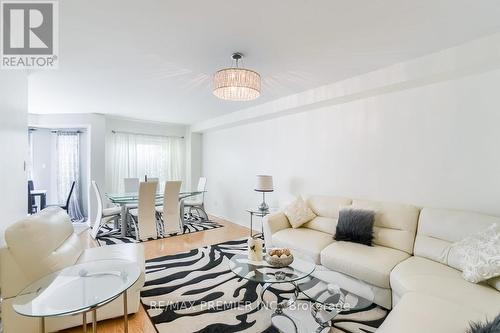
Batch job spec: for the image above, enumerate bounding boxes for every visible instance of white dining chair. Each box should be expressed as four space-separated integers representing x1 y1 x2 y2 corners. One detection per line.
124 178 140 193
156 181 182 235
146 177 159 183
183 177 208 221
90 180 121 239
128 181 159 241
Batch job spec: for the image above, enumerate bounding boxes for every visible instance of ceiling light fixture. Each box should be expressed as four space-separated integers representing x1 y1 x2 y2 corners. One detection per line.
213 52 261 101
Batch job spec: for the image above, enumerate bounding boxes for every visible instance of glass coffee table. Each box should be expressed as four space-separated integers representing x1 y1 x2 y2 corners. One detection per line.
229 254 316 332
12 259 141 333
229 254 374 333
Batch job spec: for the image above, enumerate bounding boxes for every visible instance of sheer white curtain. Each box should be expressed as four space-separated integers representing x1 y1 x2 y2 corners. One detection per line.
57 132 85 222
111 132 184 193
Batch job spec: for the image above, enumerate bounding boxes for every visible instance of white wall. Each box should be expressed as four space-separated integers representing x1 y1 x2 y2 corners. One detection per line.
0 73 28 246
185 130 203 190
201 39 500 229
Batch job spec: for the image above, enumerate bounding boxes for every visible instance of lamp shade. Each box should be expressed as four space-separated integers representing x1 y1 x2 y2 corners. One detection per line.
255 175 273 192
213 68 261 101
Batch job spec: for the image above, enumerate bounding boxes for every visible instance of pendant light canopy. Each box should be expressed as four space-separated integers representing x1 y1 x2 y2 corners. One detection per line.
213 53 261 101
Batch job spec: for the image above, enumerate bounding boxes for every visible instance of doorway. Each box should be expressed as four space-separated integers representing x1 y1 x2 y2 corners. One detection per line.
27 127 89 222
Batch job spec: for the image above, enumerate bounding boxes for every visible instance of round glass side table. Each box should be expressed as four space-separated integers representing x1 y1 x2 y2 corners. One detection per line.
12 259 141 333
246 208 275 238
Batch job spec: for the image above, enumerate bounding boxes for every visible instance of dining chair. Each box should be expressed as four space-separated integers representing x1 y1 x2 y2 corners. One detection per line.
156 181 182 235
123 178 140 193
183 177 208 221
27 180 37 214
48 181 76 212
146 177 159 183
90 180 121 239
128 181 159 241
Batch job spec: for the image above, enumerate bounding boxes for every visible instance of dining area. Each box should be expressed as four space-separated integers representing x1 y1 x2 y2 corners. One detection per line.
90 176 208 242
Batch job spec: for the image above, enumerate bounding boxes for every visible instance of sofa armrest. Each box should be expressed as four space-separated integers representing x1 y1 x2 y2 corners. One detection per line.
0 247 31 299
263 212 291 248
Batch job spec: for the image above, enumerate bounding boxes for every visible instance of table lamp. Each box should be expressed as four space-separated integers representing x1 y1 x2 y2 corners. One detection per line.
255 175 273 212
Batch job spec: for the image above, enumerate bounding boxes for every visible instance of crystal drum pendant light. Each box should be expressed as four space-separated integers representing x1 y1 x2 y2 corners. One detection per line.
213 53 261 101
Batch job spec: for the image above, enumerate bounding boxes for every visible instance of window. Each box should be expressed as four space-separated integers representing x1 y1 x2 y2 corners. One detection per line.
111 132 184 193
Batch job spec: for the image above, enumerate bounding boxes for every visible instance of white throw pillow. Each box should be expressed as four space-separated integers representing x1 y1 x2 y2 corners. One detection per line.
284 197 317 228
446 224 500 283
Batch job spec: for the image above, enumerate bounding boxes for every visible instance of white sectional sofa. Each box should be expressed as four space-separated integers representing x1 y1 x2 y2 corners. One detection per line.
263 195 500 332
0 207 146 333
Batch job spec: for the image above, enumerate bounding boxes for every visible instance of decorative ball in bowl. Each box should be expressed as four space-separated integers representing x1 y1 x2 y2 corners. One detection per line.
265 248 294 267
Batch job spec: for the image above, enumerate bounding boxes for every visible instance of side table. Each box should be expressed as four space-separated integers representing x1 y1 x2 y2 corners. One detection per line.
12 259 141 333
246 208 274 238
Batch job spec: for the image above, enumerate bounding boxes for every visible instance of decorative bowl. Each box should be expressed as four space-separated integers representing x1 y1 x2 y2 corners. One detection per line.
265 253 294 268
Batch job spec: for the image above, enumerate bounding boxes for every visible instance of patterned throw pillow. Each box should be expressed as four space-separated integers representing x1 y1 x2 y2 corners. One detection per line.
283 197 316 228
447 224 500 283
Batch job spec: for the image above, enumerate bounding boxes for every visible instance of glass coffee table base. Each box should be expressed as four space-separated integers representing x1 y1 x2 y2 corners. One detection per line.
311 303 341 333
261 281 301 333
270 302 332 333
261 282 355 333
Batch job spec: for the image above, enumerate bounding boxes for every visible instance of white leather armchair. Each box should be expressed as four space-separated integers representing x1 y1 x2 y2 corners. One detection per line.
0 207 145 333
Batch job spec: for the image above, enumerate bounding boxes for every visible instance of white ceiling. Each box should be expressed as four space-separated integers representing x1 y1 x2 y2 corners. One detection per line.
28 0 500 124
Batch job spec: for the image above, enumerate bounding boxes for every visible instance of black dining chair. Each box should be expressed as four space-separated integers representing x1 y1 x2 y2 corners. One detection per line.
27 180 37 214
49 181 76 213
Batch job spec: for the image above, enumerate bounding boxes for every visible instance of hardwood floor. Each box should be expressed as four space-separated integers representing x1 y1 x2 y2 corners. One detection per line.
62 216 250 333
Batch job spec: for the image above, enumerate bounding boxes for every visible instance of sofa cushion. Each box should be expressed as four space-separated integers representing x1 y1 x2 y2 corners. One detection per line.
320 241 409 288
377 292 486 333
302 216 338 235
271 228 333 264
414 208 500 265
489 276 500 292
306 195 352 218
391 256 500 317
351 199 420 254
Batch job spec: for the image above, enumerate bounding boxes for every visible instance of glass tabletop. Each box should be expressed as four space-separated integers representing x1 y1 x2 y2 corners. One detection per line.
106 190 204 204
229 254 316 283
13 259 141 317
245 208 276 216
298 277 374 312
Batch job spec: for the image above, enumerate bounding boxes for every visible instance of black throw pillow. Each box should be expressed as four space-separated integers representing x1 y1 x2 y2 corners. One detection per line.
334 208 375 246
467 313 500 333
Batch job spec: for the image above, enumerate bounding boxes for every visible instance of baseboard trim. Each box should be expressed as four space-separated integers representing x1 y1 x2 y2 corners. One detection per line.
207 212 259 232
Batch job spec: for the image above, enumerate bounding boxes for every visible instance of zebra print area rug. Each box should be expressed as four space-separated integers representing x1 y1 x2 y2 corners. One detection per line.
96 215 223 246
140 239 389 333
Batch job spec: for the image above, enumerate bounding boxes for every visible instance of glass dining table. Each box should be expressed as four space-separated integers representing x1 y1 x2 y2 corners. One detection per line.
106 191 205 237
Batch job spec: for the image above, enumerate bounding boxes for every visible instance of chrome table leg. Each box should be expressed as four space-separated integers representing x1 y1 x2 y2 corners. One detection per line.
120 204 127 237
92 309 97 333
124 291 129 333
83 312 87 333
